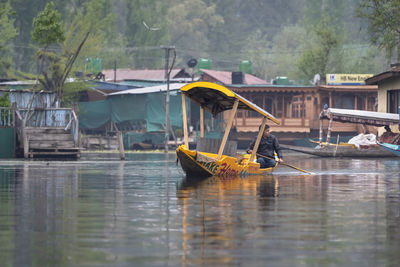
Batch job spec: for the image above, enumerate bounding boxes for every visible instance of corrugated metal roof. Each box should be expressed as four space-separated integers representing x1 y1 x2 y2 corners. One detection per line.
201 69 268 85
102 68 190 82
91 81 140 90
365 64 400 85
108 83 187 96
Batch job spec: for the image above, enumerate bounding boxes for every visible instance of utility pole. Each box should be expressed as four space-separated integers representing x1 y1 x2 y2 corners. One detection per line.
162 46 176 153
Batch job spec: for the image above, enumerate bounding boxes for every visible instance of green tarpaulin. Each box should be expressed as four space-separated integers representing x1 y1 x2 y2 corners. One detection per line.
78 91 185 132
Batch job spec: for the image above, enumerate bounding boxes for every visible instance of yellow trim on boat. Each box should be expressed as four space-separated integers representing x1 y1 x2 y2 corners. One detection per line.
181 81 236 97
180 81 280 125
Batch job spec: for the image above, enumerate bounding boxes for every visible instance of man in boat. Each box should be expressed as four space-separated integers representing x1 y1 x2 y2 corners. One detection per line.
246 125 284 168
378 125 398 144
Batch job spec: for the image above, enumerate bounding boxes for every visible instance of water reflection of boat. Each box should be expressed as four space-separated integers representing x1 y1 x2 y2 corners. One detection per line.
177 174 278 265
176 82 280 178
282 108 398 157
177 175 279 199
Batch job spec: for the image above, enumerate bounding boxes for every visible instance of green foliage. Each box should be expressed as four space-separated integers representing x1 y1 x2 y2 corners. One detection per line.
0 0 392 87
124 0 169 68
64 0 127 71
269 25 308 81
62 81 90 107
0 2 18 77
31 1 65 47
168 0 223 66
357 0 400 61
0 93 10 107
241 29 270 80
297 16 342 83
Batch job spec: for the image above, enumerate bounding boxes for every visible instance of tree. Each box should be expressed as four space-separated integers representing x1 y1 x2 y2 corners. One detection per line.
31 1 65 48
125 0 169 68
168 0 223 67
269 25 308 82
297 18 341 84
0 2 18 77
357 0 400 61
31 1 90 107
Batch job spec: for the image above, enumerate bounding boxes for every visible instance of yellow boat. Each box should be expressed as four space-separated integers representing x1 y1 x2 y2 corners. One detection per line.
176 82 280 178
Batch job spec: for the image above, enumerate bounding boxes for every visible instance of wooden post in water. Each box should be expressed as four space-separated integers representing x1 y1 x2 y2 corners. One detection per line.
319 113 323 145
23 130 28 159
217 99 239 160
326 117 333 144
250 116 267 162
200 106 205 138
181 93 189 147
118 131 125 160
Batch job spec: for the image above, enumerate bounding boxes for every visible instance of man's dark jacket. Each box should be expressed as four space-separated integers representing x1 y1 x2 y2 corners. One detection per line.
247 134 283 159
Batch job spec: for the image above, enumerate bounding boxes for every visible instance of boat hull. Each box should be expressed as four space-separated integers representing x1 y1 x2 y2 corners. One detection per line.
176 145 275 178
378 142 400 156
281 144 395 157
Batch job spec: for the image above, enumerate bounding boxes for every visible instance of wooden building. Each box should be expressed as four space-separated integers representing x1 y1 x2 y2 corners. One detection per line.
225 83 378 143
365 63 400 114
195 69 378 144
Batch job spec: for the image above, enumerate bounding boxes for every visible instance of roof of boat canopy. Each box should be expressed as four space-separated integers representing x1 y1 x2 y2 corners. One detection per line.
181 82 280 125
320 108 399 126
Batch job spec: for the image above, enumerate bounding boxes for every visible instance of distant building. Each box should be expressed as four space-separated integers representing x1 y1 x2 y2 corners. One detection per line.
365 63 400 114
101 68 192 82
200 69 267 85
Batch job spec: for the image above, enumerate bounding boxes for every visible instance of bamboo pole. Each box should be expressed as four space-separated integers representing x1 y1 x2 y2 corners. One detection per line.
250 116 267 162
217 99 239 160
181 93 189 147
200 106 205 138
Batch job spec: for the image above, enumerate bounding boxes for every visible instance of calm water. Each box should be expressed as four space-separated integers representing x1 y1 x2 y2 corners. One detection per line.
0 152 399 266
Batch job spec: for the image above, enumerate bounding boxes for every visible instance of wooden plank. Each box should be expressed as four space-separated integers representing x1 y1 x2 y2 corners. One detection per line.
217 99 239 160
28 134 73 141
181 93 189 147
250 117 267 162
200 106 205 138
25 127 69 134
29 141 75 149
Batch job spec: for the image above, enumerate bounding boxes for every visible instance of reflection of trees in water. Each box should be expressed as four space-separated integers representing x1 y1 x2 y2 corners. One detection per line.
385 172 400 263
6 161 128 266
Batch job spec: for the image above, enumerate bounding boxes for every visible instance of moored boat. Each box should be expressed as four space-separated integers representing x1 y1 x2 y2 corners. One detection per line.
176 82 280 178
283 108 399 157
377 142 400 156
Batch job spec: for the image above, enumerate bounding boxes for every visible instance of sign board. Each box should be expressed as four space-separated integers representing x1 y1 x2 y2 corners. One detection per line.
326 74 373 85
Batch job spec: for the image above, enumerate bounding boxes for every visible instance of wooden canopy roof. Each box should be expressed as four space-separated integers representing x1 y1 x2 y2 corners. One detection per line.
181 82 280 124
320 108 399 126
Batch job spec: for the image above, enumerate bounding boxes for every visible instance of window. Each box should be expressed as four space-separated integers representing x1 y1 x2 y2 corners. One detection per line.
387 90 400 113
336 94 355 109
292 95 305 118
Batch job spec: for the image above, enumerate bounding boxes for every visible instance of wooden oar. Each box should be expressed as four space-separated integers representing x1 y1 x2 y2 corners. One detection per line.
256 153 315 175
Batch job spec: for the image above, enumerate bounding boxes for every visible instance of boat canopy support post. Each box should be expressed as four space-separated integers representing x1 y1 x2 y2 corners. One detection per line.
200 106 205 138
319 112 323 145
181 93 189 147
326 117 333 144
217 99 239 160
250 116 267 162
